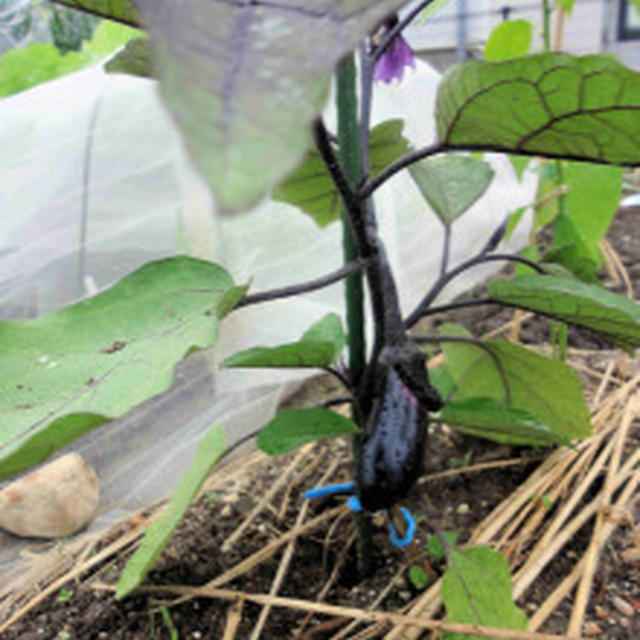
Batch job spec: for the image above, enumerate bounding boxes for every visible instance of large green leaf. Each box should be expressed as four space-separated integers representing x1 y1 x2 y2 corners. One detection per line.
105 36 152 77
257 408 359 456
0 21 139 97
0 257 239 480
222 313 345 368
131 0 410 213
552 162 623 275
442 547 527 640
439 397 567 446
116 424 226 599
409 155 495 226
436 53 640 165
274 119 411 227
490 274 640 351
51 0 139 26
440 330 591 441
483 20 532 62
417 0 455 23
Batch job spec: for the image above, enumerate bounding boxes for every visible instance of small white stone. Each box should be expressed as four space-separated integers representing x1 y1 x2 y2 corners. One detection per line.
0 453 99 538
612 596 634 617
456 503 470 515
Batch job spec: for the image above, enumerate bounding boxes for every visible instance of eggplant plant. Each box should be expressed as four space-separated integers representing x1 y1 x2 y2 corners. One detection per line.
1 0 639 633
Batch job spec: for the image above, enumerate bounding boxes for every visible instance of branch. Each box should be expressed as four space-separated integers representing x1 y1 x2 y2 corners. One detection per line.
313 118 362 219
313 117 405 351
440 224 452 276
358 143 446 198
359 140 637 200
236 260 366 309
418 297 497 317
323 365 355 395
405 253 545 329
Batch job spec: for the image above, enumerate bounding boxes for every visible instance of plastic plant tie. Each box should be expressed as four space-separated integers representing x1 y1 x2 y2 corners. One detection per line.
304 481 355 500
388 506 416 548
305 483 416 547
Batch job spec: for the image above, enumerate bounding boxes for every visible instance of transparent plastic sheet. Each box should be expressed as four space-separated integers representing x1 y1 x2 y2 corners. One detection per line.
0 60 537 573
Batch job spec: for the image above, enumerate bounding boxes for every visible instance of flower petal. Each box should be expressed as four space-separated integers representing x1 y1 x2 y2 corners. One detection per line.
374 35 416 84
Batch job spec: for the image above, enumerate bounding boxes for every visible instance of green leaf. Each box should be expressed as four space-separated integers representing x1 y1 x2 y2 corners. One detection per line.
273 120 411 227
222 313 345 369
439 397 567 446
105 36 152 77
440 335 591 441
83 20 141 58
484 20 533 62
553 162 623 272
49 1 140 26
409 155 495 226
133 0 411 213
0 44 88 97
50 4 98 53
555 0 576 13
408 565 429 590
490 274 640 350
504 206 527 242
426 531 459 560
417 0 455 24
436 53 640 166
533 162 562 231
508 156 531 180
514 245 541 277
429 365 457 399
0 20 140 97
543 244 599 283
257 408 359 456
442 547 527 640
0 257 235 480
116 424 226 599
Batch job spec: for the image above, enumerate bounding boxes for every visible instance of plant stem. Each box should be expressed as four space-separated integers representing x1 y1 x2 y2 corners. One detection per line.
417 297 497 317
336 53 371 577
336 54 367 389
542 0 552 52
440 224 452 276
358 142 445 198
236 260 366 308
405 253 546 329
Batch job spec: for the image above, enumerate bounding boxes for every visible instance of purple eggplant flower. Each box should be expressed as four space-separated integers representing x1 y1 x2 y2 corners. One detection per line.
374 34 416 84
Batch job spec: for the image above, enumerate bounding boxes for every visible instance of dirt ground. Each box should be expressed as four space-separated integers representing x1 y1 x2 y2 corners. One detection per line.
1 208 638 639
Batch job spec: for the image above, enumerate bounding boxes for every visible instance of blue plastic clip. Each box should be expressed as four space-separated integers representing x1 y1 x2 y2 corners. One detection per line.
304 482 416 548
304 482 355 500
388 507 416 548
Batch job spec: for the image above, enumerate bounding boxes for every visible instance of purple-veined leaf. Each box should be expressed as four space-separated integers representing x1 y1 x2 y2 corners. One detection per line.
490 274 640 351
132 0 412 213
437 53 640 166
